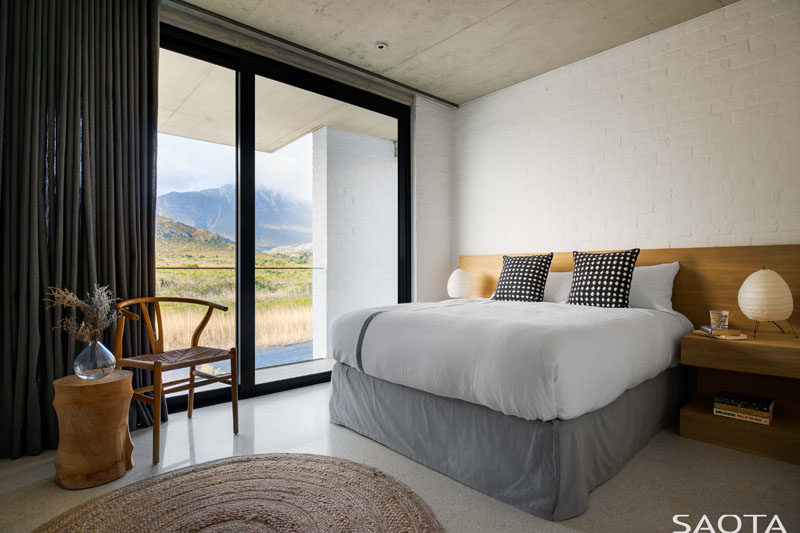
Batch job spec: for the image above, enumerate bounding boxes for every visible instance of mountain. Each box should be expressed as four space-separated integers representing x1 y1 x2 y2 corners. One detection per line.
156 184 311 249
156 215 233 248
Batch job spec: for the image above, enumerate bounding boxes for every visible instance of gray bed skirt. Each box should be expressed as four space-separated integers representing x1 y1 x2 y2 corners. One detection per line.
329 362 681 521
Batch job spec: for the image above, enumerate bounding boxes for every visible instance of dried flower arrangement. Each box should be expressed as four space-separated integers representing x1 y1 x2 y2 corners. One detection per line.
45 284 120 343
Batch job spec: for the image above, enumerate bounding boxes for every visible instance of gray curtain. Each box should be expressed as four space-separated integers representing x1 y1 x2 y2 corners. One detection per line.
0 0 161 459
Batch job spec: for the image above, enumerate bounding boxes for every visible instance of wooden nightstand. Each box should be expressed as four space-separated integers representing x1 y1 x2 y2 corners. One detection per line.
679 331 800 465
52 369 134 488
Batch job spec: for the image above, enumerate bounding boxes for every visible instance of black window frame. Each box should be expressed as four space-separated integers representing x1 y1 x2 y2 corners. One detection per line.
159 23 412 410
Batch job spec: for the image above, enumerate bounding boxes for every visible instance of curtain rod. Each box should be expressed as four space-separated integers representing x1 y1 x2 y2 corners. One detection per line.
161 0 458 109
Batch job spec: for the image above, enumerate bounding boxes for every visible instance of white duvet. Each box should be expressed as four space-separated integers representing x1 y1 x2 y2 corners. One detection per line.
330 298 692 422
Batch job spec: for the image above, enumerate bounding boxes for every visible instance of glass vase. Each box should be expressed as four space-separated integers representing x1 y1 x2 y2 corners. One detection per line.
74 341 116 380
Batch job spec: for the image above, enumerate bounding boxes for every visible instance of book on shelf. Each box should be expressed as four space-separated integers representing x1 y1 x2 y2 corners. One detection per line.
713 408 772 425
714 402 771 418
692 329 748 340
700 325 741 336
713 391 773 425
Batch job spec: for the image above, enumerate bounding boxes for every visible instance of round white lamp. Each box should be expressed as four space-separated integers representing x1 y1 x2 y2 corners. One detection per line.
447 268 473 299
737 268 796 337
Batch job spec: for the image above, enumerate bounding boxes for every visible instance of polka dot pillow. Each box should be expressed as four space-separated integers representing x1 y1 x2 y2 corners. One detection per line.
492 253 554 302
567 249 640 308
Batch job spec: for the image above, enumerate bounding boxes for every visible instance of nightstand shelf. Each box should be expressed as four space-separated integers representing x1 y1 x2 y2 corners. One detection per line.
680 333 800 378
681 397 800 464
679 331 800 465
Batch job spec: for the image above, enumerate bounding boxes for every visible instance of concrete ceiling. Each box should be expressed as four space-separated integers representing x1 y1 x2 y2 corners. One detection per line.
158 48 397 151
183 0 734 105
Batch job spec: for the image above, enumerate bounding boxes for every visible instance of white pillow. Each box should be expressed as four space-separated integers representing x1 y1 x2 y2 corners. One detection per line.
628 262 680 312
540 263 679 309
543 271 573 303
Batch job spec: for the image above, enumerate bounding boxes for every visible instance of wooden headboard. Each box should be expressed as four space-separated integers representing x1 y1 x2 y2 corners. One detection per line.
459 244 800 330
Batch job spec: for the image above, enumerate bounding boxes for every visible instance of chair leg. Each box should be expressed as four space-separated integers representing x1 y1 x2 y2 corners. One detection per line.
230 347 239 435
152 362 162 464
187 365 196 419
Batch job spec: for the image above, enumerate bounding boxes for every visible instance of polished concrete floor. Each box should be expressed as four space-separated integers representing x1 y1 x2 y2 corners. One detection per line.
1 383 798 532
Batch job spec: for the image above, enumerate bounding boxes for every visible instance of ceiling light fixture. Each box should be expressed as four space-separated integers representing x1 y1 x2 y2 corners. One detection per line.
375 42 389 51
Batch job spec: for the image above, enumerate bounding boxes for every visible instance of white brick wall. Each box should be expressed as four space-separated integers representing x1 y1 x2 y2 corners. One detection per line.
312 127 397 356
312 128 328 358
451 0 800 257
412 96 454 301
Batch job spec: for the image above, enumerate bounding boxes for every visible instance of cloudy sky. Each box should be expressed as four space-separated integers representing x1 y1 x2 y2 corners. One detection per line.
157 132 313 204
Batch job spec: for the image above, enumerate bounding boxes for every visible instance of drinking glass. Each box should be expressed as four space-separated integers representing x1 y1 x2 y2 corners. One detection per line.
710 310 729 330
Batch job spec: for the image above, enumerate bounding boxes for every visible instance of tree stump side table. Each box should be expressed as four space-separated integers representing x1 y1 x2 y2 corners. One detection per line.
52 369 134 489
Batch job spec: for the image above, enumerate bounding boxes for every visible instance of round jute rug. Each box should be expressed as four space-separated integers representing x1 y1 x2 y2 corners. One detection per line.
37 453 443 533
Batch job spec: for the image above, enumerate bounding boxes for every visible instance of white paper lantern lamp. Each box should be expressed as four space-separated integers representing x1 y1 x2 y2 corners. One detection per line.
447 268 473 299
737 268 796 337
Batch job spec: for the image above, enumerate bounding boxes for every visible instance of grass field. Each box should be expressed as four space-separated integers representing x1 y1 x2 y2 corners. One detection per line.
155 222 312 356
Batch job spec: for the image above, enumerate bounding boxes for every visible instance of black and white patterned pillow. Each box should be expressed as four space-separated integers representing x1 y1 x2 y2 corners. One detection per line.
567 249 640 308
492 254 554 302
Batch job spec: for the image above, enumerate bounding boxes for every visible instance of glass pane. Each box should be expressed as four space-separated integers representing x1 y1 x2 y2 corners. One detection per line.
254 74 398 382
156 49 236 388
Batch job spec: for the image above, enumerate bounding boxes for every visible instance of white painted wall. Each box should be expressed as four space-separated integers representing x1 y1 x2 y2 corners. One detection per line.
412 96 454 301
312 127 398 357
451 0 800 257
312 128 328 359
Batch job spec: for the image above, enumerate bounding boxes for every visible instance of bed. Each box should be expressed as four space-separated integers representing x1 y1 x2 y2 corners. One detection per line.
328 245 800 521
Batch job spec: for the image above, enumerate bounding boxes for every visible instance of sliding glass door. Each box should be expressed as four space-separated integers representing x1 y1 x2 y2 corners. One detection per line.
157 25 410 400
156 49 237 389
253 74 399 384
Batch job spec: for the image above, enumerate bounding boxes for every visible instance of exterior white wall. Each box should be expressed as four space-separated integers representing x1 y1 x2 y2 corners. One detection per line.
412 96 455 302
312 129 328 359
312 127 397 357
451 0 800 257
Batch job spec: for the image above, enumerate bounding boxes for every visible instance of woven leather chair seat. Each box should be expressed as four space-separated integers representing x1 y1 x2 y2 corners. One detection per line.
121 346 232 372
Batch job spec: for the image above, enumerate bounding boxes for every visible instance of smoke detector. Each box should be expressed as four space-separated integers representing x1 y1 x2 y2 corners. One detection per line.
375 42 389 51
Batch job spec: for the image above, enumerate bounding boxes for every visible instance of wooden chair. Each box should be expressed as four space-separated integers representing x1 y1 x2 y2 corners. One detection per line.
112 297 238 464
